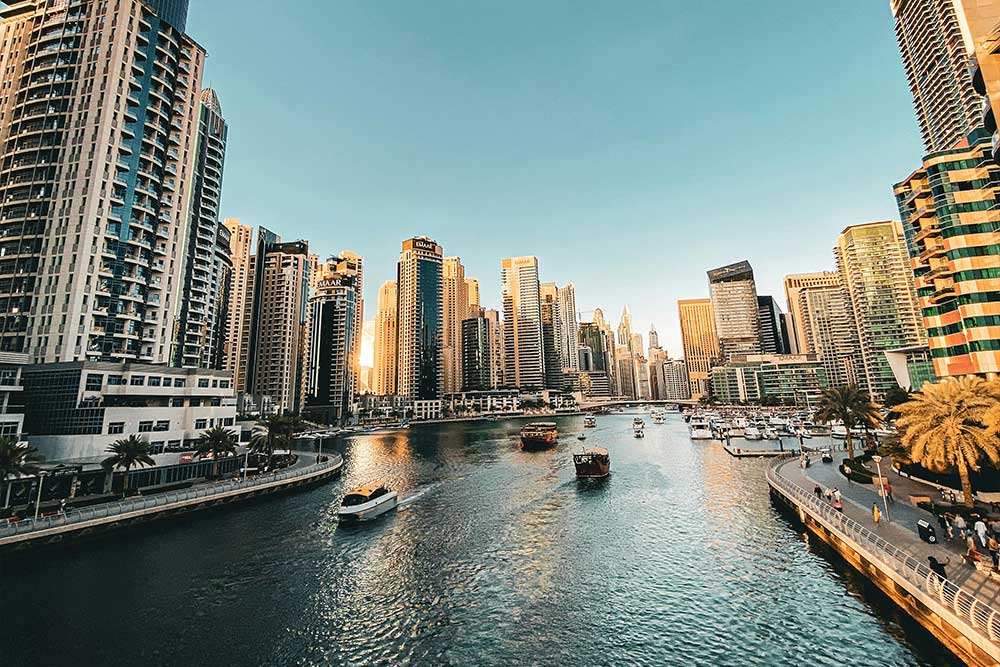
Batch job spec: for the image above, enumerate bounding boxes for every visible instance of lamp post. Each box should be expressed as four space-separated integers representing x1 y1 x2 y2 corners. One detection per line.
33 471 46 521
872 455 890 522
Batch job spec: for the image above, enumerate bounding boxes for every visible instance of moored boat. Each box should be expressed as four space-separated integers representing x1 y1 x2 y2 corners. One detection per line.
338 481 398 522
573 447 610 478
689 416 712 440
520 422 558 450
744 425 763 440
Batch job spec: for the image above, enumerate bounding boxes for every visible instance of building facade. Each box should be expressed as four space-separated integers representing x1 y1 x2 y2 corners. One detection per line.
222 219 253 390
783 272 841 354
461 316 491 391
757 295 790 355
557 283 579 372
441 257 467 394
501 256 544 391
372 280 398 396
677 298 720 399
836 221 926 398
305 257 359 425
465 277 480 318
540 282 563 390
708 261 762 361
397 237 443 399
797 283 865 389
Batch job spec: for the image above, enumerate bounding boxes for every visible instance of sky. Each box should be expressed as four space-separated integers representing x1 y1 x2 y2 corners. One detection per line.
185 0 923 359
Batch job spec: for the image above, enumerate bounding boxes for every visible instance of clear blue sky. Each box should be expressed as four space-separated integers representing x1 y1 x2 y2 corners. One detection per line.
188 0 922 357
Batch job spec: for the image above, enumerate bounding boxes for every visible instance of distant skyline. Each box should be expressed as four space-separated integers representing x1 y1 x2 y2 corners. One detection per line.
186 0 922 357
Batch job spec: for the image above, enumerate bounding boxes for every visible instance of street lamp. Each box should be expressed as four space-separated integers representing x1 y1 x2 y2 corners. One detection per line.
33 470 46 522
872 455 890 522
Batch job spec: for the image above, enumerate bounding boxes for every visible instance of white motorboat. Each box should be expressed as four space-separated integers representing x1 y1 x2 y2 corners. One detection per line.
633 417 645 428
729 418 747 437
831 425 847 440
338 481 398 522
653 413 665 425
633 423 645 438
762 428 780 441
744 426 763 441
689 416 713 440
584 415 597 428
795 428 813 439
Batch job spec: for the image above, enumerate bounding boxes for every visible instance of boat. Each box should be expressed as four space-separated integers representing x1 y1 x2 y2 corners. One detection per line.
795 428 813 439
583 415 597 428
573 447 610 478
338 481 398 522
633 423 645 438
730 417 747 437
652 413 665 425
520 422 558 450
633 417 645 427
831 425 847 440
744 426 763 441
577 433 587 441
762 428 780 441
689 416 713 440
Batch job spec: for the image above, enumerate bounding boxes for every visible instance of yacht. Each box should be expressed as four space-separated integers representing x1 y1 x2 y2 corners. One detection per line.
762 427 780 441
583 415 598 428
730 417 748 438
652 412 665 425
744 425 763 441
633 423 645 439
689 416 713 440
633 417 645 428
338 481 398 522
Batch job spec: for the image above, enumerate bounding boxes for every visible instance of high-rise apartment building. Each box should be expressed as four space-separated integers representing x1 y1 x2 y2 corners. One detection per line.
484 308 504 389
222 219 253 391
441 257 467 394
372 280 398 396
465 277 480 318
677 298 720 399
0 0 207 363
540 282 563 389
797 284 865 389
461 316 491 391
305 258 359 424
708 261 762 361
557 283 579 372
648 323 660 353
660 358 691 401
251 241 314 414
891 0 982 153
501 256 545 391
174 89 229 369
836 221 926 398
783 272 841 354
757 296 790 355
397 237 443 399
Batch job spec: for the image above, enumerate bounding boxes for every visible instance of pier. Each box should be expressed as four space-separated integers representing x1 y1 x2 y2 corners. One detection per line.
0 453 343 551
767 454 1000 667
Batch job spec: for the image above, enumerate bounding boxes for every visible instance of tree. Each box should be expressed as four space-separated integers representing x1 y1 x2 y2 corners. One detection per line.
251 415 294 470
897 376 1000 508
883 384 911 421
0 437 40 508
813 385 882 462
102 435 155 497
194 427 239 479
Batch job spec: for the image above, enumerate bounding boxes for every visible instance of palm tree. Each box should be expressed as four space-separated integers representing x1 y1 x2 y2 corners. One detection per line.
813 385 882 461
251 415 289 470
897 376 1000 508
0 437 40 508
102 435 155 497
194 427 239 479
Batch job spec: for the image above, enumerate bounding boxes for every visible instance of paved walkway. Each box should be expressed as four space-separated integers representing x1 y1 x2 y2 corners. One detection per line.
778 457 1000 606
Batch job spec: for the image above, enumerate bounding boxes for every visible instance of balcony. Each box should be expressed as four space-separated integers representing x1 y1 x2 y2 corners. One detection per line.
919 241 947 263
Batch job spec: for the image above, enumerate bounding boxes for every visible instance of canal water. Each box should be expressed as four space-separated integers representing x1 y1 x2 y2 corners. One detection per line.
1 414 959 667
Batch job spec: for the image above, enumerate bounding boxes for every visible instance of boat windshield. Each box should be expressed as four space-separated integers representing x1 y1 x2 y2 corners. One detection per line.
342 493 370 506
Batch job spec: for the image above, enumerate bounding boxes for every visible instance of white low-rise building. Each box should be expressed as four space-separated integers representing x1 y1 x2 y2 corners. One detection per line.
18 362 237 462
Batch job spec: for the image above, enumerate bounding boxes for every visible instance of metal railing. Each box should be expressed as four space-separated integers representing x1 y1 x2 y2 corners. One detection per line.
767 457 1000 650
0 454 342 541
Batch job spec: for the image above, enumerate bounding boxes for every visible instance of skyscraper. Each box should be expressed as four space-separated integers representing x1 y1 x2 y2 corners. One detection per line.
306 258 359 424
677 298 720 399
372 280 398 396
708 261 762 361
397 237 443 399
461 316 491 391
501 256 544 391
648 323 660 352
783 272 841 354
0 0 207 363
891 0 982 154
757 296 790 355
540 283 563 389
557 283 580 372
484 308 504 389
836 221 926 398
465 277 481 318
222 219 254 391
174 89 229 369
797 283 865 389
441 257 468 394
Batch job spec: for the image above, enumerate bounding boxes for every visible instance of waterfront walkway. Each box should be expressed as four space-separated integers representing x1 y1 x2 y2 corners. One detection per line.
781 457 1000 605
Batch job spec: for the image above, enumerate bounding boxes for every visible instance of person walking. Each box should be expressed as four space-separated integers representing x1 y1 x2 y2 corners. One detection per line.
814 484 823 499
967 533 978 555
955 514 968 539
872 503 881 527
988 536 999 571
843 464 853 485
928 556 950 582
833 499 843 513
976 518 989 548
832 487 842 504
944 516 954 542
883 481 894 505
824 487 833 502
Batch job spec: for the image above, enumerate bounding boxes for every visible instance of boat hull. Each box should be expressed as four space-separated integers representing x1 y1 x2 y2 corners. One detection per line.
520 435 557 450
338 492 399 522
573 454 610 478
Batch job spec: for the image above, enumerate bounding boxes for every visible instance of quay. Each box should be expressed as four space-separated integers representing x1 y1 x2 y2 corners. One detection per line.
767 454 1000 667
0 452 343 552
723 443 795 458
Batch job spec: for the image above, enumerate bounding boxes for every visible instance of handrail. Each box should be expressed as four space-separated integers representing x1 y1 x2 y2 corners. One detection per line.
0 454 342 540
767 457 1000 649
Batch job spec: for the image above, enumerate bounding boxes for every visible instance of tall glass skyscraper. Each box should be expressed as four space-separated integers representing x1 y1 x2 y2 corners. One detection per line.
708 261 762 362
501 256 544 391
397 237 443 399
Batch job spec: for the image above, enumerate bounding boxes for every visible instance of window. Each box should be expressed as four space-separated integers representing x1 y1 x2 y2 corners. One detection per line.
162 378 172 387
108 422 125 434
130 375 145 386
85 373 103 391
107 375 124 385
197 378 209 388
170 398 185 407
211 379 218 388
220 380 230 389
138 421 153 432
154 420 170 432
174 379 186 387
148 376 161 387
222 417 235 426
195 418 207 430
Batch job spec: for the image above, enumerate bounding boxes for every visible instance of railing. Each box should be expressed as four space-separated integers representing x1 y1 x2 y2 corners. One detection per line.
0 454 342 541
767 458 1000 650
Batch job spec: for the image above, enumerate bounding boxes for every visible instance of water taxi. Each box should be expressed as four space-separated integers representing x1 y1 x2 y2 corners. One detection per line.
633 423 645 438
520 422 559 450
573 447 610 478
338 481 398 522
583 415 597 428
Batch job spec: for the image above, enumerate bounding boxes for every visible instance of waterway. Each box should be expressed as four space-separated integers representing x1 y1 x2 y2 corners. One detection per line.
1 414 960 666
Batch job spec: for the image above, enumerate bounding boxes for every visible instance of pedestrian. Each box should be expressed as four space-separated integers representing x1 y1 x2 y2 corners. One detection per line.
955 514 968 538
967 533 978 554
814 484 823 499
976 518 989 548
59 498 66 514
824 487 833 502
873 503 881 526
988 536 999 571
832 487 842 504
844 464 853 485
928 556 950 582
883 481 894 505
833 499 843 513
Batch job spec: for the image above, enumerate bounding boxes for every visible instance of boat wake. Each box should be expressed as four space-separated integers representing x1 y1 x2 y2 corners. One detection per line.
397 483 440 508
